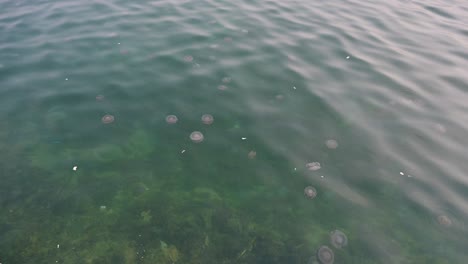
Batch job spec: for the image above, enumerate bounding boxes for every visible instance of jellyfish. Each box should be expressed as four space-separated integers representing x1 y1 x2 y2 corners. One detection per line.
304 186 317 199
316 246 334 264
190 131 204 143
218 85 228 91
330 230 348 249
101 114 115 124
201 114 214 125
306 162 321 171
166 115 178 124
437 214 452 227
325 139 338 149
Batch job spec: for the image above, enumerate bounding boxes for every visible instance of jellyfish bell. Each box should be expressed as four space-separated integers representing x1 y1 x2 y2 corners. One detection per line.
330 230 348 249
437 214 452 227
306 162 321 171
166 115 178 124
316 246 334 264
101 114 115 124
304 186 317 199
96 94 105 101
201 114 214 125
325 139 338 149
218 85 228 91
190 131 204 143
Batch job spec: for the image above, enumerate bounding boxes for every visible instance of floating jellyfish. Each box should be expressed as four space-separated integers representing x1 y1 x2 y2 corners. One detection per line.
248 150 257 159
304 186 317 199
437 214 452 227
325 139 338 149
330 230 348 249
218 85 228 91
184 55 193 62
101 114 115 124
166 115 178 124
96 95 105 101
306 162 321 171
316 246 334 264
190 131 204 143
201 114 214 125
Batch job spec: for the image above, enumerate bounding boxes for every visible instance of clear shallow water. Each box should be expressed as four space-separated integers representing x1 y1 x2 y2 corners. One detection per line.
1 0 467 263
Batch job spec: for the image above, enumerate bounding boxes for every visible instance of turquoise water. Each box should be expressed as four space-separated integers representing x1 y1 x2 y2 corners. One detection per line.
1 0 468 263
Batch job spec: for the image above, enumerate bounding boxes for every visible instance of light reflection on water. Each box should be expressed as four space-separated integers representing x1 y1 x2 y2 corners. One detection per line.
0 0 467 262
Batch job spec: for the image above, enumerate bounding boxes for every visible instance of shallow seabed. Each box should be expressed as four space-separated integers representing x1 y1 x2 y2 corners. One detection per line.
1 0 468 263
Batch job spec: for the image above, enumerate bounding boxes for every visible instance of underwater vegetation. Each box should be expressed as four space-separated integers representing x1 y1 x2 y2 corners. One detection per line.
0 125 464 264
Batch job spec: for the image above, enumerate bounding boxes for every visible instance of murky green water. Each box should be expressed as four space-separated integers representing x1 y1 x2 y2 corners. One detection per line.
1 0 468 263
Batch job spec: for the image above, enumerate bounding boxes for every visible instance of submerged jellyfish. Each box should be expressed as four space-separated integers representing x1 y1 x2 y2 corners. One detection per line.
306 162 321 171
304 186 317 199
325 139 338 149
190 131 204 143
330 230 348 249
316 246 334 264
201 114 214 125
166 115 178 124
218 85 228 91
437 214 452 227
101 114 114 124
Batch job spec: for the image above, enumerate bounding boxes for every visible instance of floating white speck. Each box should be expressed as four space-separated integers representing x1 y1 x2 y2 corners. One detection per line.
346 56 350 59
294 168 297 171
320 175 324 178
181 149 186 153
293 86 296 90
100 205 106 210
400 172 404 175
117 42 120 45
65 78 68 81
57 244 60 249
241 137 247 140
408 175 412 178
72 166 77 171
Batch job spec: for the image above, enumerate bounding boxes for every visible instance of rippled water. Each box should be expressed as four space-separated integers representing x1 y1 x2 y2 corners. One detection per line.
1 0 467 263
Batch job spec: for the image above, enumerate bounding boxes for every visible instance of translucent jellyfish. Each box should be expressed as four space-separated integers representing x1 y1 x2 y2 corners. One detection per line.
325 139 338 149
184 55 193 62
201 114 214 125
166 115 178 124
437 214 452 227
304 186 317 199
306 162 321 171
101 114 115 124
218 85 228 91
248 150 256 159
330 230 348 249
190 131 204 143
316 246 334 264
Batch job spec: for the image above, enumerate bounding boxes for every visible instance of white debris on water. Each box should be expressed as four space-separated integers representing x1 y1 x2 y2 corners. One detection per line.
72 166 77 171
